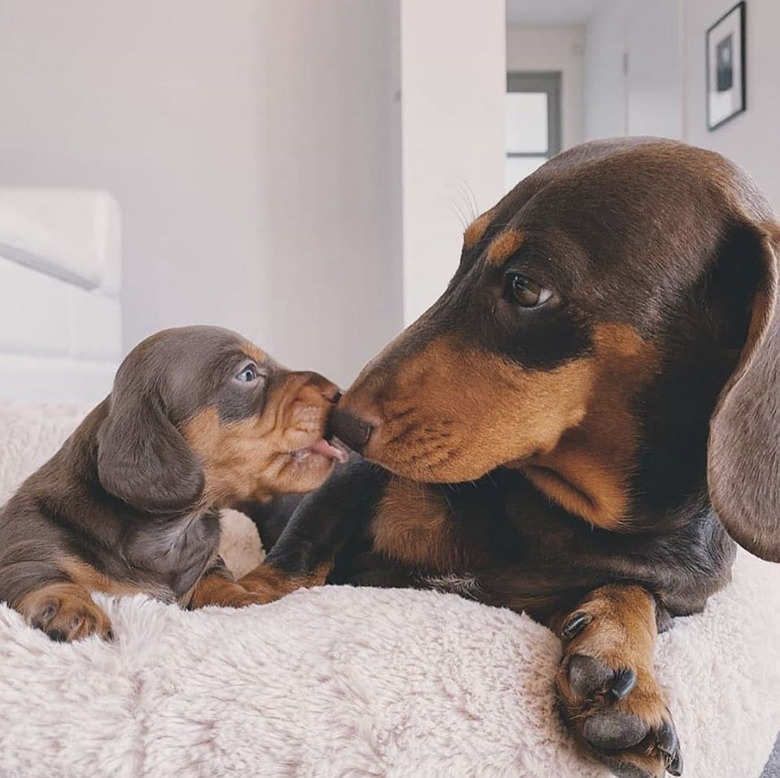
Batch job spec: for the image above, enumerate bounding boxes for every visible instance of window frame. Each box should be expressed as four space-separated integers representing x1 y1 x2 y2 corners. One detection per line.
506 71 562 162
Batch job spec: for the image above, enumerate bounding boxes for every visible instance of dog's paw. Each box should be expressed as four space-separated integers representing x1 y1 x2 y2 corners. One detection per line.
556 612 682 778
22 584 113 642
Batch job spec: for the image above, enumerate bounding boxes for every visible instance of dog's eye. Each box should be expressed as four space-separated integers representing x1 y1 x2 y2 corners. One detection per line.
504 272 552 308
235 363 259 383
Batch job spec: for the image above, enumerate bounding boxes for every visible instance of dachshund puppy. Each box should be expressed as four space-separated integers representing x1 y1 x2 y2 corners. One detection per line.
0 326 345 642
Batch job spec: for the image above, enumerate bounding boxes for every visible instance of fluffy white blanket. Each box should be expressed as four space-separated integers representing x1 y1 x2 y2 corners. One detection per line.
0 403 778 778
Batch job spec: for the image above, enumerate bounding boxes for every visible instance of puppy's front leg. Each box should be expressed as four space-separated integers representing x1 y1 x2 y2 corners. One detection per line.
553 584 682 778
10 568 114 642
240 457 384 603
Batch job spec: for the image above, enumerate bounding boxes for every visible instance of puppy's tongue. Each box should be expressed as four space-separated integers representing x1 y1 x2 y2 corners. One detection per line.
311 438 349 464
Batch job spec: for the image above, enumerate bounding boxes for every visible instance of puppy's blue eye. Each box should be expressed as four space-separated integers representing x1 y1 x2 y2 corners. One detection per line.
236 364 259 383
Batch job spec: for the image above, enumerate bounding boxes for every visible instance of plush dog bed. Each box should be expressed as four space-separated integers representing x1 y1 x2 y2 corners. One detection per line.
0 402 778 778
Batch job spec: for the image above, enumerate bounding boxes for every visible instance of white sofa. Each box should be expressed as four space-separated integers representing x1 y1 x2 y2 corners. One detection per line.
0 403 778 778
0 188 122 405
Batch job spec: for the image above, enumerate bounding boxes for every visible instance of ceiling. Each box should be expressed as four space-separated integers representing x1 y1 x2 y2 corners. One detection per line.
505 0 602 26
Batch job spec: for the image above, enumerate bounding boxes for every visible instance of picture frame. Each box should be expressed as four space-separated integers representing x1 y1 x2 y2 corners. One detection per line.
706 1 746 131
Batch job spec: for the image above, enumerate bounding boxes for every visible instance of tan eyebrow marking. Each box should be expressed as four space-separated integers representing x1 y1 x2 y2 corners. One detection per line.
463 212 493 251
486 229 526 266
243 343 267 363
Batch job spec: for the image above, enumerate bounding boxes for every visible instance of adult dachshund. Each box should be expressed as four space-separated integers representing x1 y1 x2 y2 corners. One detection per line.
0 326 346 642
243 137 779 777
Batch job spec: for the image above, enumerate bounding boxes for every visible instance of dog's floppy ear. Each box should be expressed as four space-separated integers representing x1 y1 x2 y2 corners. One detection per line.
97 387 204 514
708 221 780 561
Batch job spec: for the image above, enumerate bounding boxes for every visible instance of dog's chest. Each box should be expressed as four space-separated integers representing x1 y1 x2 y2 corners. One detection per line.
123 511 221 600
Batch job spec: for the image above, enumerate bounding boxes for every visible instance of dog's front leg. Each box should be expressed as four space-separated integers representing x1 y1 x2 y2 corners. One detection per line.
552 584 682 778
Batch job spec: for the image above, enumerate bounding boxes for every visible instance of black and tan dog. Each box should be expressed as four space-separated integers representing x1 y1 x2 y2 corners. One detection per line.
241 139 780 778
0 326 345 642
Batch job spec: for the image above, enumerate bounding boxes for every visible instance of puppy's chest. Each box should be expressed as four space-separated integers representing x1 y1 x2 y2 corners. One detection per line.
123 510 221 599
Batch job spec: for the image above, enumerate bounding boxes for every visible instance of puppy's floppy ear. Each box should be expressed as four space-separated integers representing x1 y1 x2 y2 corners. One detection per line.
708 221 780 561
97 389 204 514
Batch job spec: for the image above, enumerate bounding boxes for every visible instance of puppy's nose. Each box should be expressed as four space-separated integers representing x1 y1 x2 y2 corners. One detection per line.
329 408 372 453
321 382 342 404
301 372 341 403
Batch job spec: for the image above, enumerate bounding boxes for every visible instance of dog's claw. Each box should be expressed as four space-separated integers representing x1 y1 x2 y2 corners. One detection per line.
562 611 592 639
667 751 683 776
658 720 682 775
558 651 681 778
658 721 677 755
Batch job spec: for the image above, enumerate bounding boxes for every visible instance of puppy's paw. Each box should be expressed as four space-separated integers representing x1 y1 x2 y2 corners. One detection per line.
188 575 268 609
221 589 267 608
239 563 304 604
21 583 113 642
556 612 682 778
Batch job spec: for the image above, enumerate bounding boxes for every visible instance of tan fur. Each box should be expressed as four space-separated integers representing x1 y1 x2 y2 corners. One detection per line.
239 562 330 604
371 478 464 570
185 407 278 504
345 323 656 530
188 573 263 609
59 557 151 597
242 342 267 364
347 336 594 483
555 585 671 775
184 373 336 505
557 585 658 670
486 229 525 266
462 211 493 251
521 325 659 529
19 582 113 641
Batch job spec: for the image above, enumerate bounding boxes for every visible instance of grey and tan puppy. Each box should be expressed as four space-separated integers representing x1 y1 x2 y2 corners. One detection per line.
0 325 346 641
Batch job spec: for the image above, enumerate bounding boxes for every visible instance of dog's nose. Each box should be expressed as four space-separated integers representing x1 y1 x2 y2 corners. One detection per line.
329 408 373 453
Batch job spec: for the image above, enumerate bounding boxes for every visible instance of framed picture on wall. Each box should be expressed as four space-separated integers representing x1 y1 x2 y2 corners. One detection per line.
706 1 746 130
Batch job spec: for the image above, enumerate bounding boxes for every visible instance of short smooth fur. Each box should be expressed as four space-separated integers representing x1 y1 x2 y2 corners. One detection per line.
241 139 780 778
0 326 344 642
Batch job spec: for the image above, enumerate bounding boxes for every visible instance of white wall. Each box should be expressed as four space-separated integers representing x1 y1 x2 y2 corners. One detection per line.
0 1 268 355
585 0 780 210
584 0 683 140
400 0 506 324
685 0 780 210
254 1 403 382
0 0 402 386
583 0 633 139
0 0 508 385
625 0 683 139
506 25 586 150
